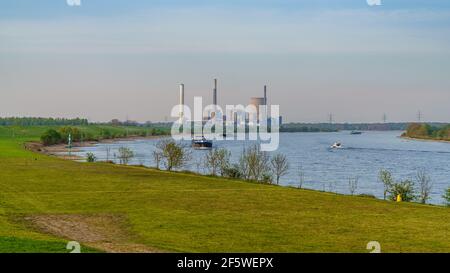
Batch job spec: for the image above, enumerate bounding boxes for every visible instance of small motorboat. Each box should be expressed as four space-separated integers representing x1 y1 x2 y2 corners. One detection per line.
331 142 342 149
192 136 213 149
350 131 362 135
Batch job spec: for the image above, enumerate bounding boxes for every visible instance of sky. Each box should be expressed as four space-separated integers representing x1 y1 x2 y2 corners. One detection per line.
1 0 450 123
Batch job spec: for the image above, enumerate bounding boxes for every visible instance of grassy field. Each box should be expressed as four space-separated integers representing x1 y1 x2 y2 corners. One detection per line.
0 126 449 253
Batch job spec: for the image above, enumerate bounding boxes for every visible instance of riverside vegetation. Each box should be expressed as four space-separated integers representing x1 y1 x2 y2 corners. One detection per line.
0 122 449 252
403 123 450 141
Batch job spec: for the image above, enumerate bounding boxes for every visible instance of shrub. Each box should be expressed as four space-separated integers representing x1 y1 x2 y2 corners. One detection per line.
40 129 62 146
223 164 243 179
388 180 416 202
100 129 112 139
86 152 97 163
358 194 376 199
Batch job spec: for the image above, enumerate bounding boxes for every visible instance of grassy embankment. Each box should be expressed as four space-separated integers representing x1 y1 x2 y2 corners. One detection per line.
0 125 449 253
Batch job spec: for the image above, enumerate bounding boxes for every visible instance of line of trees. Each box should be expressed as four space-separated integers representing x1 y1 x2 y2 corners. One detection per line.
403 123 450 141
150 141 290 185
0 117 88 126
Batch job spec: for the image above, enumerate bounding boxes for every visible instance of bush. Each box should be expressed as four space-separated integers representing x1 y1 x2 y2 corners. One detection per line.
40 129 62 146
388 180 416 202
100 129 112 139
358 194 376 199
223 164 243 179
86 152 97 163
443 188 450 207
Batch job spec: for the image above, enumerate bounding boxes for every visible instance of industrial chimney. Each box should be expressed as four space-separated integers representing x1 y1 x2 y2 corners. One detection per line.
179 83 185 120
213 79 218 106
264 85 267 105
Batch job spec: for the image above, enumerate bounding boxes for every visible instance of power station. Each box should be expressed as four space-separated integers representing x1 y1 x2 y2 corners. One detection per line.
177 79 272 125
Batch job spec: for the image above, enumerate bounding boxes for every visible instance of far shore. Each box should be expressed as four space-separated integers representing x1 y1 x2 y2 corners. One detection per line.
26 134 168 160
400 135 450 144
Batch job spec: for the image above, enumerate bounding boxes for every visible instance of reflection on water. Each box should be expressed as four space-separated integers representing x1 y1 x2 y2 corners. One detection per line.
73 131 450 205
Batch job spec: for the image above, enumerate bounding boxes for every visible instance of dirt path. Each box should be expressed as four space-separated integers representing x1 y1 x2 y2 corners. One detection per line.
24 214 164 253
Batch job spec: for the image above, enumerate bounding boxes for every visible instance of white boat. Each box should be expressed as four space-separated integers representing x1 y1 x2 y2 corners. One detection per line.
331 142 342 149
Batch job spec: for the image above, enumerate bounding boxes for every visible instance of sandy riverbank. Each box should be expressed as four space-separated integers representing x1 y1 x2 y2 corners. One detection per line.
401 136 450 144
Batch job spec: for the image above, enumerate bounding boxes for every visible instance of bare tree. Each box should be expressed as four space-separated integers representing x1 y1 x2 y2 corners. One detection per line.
152 150 163 170
297 165 305 189
105 146 111 161
270 154 289 185
205 148 231 176
118 147 134 165
348 176 359 195
416 169 432 204
194 157 204 174
155 139 191 171
239 145 271 182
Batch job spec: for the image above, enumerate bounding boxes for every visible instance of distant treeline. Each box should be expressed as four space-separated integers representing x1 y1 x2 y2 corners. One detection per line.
281 124 337 132
0 117 89 126
403 123 450 141
281 122 449 132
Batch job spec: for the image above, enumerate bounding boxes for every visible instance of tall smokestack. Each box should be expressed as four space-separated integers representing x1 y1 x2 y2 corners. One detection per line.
264 85 267 105
213 78 217 106
179 84 185 120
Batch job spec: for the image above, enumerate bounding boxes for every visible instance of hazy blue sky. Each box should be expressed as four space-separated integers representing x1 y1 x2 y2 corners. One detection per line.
1 0 450 122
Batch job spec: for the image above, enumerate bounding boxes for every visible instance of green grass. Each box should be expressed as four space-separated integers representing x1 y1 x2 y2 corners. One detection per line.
0 126 449 253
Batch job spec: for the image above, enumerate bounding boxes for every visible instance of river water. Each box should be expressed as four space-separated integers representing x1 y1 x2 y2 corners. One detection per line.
73 131 450 204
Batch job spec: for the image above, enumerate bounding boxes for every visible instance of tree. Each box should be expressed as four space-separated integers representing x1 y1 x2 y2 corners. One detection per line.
379 169 394 200
443 188 450 207
416 169 433 204
118 147 134 165
270 153 289 185
152 151 163 170
155 139 191 171
388 180 416 202
205 148 231 176
297 166 305 189
239 145 270 182
348 176 359 195
59 126 83 142
40 129 62 146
